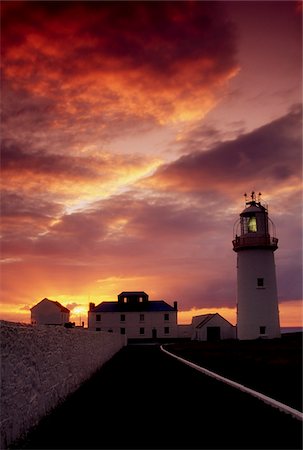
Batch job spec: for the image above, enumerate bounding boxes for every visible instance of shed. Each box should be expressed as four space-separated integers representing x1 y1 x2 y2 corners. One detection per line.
192 313 236 341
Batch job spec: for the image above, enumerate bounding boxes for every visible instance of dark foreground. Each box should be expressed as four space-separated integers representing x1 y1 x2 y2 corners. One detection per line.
11 344 302 450
168 333 303 411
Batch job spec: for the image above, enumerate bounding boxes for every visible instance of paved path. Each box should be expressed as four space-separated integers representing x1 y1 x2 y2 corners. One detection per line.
13 345 302 449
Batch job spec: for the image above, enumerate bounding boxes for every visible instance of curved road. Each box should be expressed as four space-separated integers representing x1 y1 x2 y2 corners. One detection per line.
13 344 302 449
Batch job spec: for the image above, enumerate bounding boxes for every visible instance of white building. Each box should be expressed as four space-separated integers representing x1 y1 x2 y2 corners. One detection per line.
31 298 70 325
233 192 281 340
88 291 178 340
191 313 236 341
177 324 192 339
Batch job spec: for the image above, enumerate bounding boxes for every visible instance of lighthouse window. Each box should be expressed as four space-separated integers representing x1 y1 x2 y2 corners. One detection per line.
248 216 257 232
260 326 266 335
257 278 264 287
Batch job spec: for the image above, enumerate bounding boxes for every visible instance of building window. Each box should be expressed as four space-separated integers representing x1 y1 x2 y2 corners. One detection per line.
248 216 257 232
242 216 257 234
139 314 145 322
164 313 169 321
260 326 266 335
96 314 101 321
139 297 143 302
108 329 113 332
164 327 170 334
257 278 264 287
120 314 125 322
120 328 125 335
140 327 145 335
96 328 101 331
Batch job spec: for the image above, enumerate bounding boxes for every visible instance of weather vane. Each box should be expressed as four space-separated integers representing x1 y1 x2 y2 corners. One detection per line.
244 191 262 205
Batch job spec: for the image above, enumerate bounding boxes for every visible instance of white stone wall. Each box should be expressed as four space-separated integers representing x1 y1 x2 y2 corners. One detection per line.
0 321 126 449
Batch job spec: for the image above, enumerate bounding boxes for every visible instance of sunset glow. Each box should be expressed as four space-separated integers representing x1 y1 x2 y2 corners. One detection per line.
1 1 302 326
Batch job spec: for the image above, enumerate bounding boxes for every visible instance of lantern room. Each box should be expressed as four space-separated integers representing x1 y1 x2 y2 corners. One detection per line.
233 192 278 252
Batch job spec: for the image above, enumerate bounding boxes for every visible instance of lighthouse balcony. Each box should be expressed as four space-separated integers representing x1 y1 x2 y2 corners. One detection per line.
232 235 278 251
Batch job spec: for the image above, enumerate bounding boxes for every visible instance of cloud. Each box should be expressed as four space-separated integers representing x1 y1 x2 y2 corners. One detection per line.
1 138 162 213
19 305 30 311
2 110 302 304
66 303 81 311
145 106 302 195
2 1 239 126
1 139 104 181
1 106 302 312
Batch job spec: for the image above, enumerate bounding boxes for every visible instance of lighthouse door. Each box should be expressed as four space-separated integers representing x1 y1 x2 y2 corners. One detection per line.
207 327 221 341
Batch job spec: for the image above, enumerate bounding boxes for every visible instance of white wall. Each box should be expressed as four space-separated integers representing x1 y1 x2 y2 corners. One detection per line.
177 324 192 338
237 249 281 339
89 310 178 338
0 320 126 449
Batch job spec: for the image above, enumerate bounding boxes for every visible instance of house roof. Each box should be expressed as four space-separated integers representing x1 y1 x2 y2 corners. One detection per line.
52 301 70 313
31 298 70 313
193 313 234 329
118 291 148 297
91 300 175 313
195 314 216 328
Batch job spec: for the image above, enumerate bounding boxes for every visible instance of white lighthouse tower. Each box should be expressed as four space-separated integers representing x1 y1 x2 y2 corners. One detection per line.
233 192 281 340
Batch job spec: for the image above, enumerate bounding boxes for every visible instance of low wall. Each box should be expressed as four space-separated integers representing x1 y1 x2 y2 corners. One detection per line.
0 321 126 449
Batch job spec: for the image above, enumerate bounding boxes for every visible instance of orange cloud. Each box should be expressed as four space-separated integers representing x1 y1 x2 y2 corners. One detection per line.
2 2 239 125
279 300 303 327
1 141 162 211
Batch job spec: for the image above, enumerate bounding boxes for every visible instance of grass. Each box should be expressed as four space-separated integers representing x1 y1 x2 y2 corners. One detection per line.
165 332 302 412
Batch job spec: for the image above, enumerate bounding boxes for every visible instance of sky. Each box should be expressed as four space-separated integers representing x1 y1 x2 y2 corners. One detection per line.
1 0 302 327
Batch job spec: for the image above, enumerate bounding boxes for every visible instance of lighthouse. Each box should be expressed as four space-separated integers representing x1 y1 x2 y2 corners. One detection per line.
233 192 281 340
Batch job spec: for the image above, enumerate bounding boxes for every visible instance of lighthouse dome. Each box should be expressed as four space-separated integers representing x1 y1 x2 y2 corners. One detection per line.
240 203 263 215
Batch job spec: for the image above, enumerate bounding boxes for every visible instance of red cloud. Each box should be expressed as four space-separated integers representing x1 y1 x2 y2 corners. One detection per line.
2 1 239 124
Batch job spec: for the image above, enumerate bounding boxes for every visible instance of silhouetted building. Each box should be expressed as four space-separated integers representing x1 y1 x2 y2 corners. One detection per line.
31 298 70 325
88 291 178 339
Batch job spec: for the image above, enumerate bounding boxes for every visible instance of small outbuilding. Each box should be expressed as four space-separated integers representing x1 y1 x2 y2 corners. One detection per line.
31 298 70 325
191 313 236 341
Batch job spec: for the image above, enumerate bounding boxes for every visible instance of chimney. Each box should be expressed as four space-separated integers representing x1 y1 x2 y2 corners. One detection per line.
89 302 95 311
173 301 178 310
